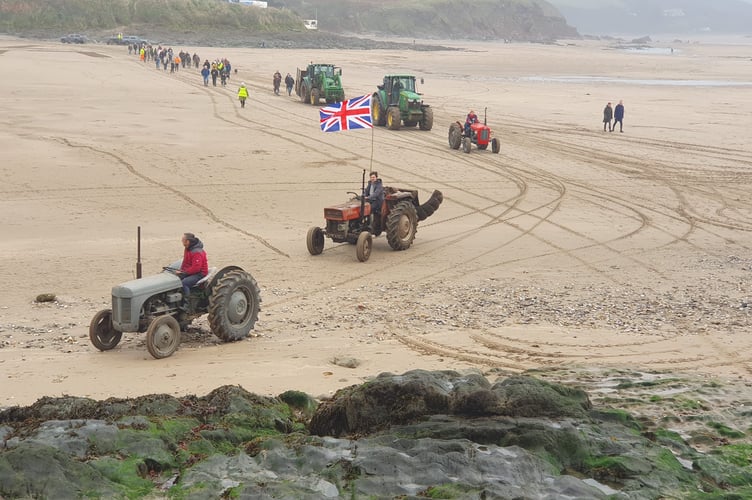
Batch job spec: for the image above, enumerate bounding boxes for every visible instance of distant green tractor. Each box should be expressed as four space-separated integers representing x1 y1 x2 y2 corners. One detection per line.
295 63 345 105
371 75 433 131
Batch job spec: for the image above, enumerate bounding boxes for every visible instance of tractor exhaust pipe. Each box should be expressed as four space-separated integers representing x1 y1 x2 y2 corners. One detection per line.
484 107 487 126
136 226 142 279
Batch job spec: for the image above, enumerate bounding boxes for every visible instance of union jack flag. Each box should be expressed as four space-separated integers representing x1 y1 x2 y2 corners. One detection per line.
319 95 373 132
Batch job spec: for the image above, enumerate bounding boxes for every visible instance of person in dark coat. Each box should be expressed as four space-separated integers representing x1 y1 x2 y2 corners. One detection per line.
285 73 294 96
613 100 625 132
363 171 385 215
363 171 385 233
603 102 613 132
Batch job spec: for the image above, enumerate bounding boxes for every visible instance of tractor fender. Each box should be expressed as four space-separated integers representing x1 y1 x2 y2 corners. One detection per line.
208 265 245 292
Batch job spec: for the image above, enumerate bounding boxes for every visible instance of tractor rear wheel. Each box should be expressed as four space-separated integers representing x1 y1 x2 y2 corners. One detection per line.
491 137 501 154
208 269 261 342
310 89 319 105
462 137 472 153
146 315 181 359
307 226 325 255
89 309 122 351
372 94 386 126
386 200 418 250
386 107 401 130
419 107 434 131
356 231 372 262
448 122 462 149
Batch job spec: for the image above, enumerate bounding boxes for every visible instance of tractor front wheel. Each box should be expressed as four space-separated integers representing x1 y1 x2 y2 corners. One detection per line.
491 137 501 154
307 226 325 255
462 137 472 153
300 85 309 103
371 95 386 126
419 107 434 131
356 231 372 262
310 89 319 105
387 107 401 130
146 315 181 359
208 269 261 342
386 200 418 250
89 309 122 351
448 122 462 149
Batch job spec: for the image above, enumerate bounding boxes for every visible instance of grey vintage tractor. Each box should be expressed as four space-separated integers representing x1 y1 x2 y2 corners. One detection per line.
89 264 261 359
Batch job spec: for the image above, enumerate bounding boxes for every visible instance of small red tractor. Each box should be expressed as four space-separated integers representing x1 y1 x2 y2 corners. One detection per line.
448 107 500 154
307 171 443 262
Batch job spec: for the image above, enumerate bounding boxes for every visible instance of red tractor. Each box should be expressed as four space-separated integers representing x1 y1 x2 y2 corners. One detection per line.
307 172 443 262
448 107 500 154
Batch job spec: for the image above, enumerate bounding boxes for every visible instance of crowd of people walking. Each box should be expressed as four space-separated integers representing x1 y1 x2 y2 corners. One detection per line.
124 43 299 110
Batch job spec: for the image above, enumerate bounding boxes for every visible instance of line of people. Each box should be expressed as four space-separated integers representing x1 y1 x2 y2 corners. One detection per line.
125 44 303 111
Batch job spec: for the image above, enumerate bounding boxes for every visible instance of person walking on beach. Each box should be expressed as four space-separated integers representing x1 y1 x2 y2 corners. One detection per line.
238 82 249 108
210 64 219 87
603 102 613 132
201 65 210 86
285 73 294 96
273 71 282 95
613 100 625 133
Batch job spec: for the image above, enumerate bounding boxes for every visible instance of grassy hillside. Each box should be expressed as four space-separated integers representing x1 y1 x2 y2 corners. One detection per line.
0 0 578 42
285 0 578 40
0 0 301 34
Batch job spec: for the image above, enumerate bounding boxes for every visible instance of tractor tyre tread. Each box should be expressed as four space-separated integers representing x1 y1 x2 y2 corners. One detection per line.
208 269 261 342
386 200 418 250
416 190 444 221
419 107 434 131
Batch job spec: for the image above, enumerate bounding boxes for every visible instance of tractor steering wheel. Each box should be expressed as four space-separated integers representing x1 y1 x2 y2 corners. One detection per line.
163 266 179 275
347 191 362 201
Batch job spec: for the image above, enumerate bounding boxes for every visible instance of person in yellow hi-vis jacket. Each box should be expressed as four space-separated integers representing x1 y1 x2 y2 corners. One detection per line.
238 82 249 109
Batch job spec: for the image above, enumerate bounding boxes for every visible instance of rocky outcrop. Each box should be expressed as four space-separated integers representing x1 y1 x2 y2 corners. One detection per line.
309 370 592 436
1 369 750 498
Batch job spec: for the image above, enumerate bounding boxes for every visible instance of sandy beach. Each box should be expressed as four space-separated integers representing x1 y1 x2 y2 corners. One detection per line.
1 35 751 408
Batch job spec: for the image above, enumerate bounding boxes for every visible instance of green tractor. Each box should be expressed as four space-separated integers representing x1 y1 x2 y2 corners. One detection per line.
371 75 433 131
295 63 345 105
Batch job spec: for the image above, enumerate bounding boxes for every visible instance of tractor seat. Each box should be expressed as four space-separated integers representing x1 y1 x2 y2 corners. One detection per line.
196 267 217 288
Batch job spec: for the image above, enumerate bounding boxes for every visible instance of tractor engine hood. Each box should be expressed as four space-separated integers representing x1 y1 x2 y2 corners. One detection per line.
401 90 423 107
112 272 182 299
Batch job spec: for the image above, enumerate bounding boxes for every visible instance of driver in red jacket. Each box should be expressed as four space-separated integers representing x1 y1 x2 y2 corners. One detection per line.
176 232 208 305
465 110 479 137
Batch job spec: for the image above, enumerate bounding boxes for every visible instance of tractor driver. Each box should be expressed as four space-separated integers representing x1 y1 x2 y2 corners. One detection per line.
176 232 209 307
465 110 479 137
363 171 385 220
390 78 402 105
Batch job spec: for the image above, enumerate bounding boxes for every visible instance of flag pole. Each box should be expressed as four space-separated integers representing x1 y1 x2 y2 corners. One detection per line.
370 122 374 171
